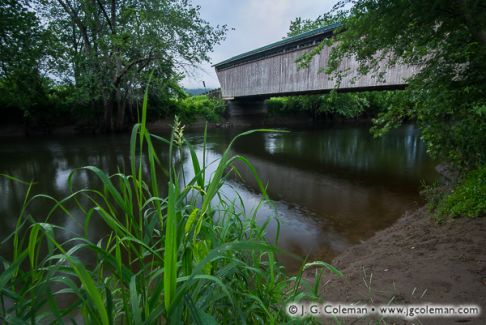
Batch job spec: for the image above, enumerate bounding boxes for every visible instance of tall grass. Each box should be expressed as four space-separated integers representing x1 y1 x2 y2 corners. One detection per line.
0 90 340 323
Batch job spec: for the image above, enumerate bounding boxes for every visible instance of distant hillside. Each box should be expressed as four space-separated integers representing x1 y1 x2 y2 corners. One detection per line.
184 88 210 96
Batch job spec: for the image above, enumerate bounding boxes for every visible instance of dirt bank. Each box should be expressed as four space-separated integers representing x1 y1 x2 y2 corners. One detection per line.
319 208 486 324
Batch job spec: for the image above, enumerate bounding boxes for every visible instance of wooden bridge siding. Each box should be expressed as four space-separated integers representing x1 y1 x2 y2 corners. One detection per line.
216 44 418 99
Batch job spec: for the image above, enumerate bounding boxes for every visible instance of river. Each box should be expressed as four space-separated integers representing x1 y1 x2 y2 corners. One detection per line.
0 123 438 271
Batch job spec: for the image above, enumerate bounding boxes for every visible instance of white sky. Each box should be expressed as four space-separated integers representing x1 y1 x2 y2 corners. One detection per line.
181 0 339 89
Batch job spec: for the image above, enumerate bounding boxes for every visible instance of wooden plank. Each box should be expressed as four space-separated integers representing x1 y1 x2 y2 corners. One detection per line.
215 41 417 98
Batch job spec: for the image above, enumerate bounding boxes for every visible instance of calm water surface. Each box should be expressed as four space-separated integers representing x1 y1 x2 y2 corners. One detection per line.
0 124 438 271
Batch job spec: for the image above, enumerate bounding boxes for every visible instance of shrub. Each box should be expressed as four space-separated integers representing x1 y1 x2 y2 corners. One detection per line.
265 91 406 119
423 165 486 222
434 165 486 221
266 97 289 115
176 95 225 122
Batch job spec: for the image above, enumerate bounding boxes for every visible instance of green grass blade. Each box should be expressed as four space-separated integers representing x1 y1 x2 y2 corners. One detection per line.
130 276 143 324
164 182 178 312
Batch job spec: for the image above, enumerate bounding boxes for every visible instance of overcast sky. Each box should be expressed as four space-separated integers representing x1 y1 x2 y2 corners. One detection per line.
181 0 339 89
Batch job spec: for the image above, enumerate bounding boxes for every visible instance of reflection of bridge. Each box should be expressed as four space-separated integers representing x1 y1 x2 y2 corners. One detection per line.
214 23 418 114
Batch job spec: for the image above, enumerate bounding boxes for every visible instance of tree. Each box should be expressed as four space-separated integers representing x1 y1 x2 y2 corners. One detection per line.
39 0 227 132
287 9 345 37
0 0 51 125
298 0 486 171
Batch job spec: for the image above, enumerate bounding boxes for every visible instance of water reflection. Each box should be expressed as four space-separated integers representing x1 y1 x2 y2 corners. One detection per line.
0 124 438 271
193 124 438 270
229 125 435 189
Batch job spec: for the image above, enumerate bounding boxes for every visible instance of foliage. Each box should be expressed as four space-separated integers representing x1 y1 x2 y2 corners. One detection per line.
0 0 54 125
0 0 227 131
266 97 289 113
0 0 47 78
144 75 188 121
47 0 227 131
0 93 340 323
266 91 408 120
175 95 225 123
300 0 486 171
287 5 347 37
424 165 486 221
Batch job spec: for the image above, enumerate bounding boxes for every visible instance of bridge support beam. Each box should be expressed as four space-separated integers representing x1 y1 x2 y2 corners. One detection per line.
225 99 267 121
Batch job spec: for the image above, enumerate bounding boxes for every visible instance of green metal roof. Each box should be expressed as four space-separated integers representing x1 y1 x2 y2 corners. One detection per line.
214 22 342 69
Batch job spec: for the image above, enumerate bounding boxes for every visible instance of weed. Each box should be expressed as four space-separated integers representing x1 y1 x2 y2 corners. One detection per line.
0 90 339 324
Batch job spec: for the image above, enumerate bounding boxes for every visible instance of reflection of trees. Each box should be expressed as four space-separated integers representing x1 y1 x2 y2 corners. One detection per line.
228 125 437 189
0 125 438 268
0 135 187 247
173 126 435 270
229 149 418 233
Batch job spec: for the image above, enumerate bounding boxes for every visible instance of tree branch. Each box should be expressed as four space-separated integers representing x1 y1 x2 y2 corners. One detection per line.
96 0 113 32
114 55 155 85
56 0 92 51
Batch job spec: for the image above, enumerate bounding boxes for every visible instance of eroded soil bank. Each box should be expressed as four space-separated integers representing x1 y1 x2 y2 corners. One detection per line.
319 208 486 324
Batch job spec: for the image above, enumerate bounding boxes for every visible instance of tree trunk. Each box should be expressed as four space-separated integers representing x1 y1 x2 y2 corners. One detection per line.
103 94 114 132
115 86 125 131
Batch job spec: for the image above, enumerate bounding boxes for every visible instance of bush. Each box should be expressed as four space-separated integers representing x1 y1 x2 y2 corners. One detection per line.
265 91 406 119
423 165 486 222
176 95 225 123
435 165 486 220
265 96 289 115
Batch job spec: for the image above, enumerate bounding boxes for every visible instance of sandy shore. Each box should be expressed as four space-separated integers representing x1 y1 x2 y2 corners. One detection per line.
319 208 486 324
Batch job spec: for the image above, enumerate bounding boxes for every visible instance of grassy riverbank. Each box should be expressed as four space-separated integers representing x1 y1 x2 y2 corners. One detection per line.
0 93 226 136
